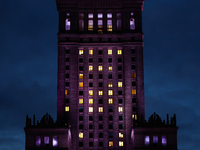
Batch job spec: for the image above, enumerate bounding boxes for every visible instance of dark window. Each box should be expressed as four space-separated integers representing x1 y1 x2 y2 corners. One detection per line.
132 106 136 111
89 133 93 138
65 99 69 103
99 50 102 55
65 82 69 87
89 116 93 121
119 116 123 121
118 99 122 104
89 58 93 63
131 65 135 70
99 116 103 121
89 142 93 147
119 124 123 129
108 58 112 63
109 133 113 138
99 82 103 87
79 66 83 71
99 99 103 104
118 58 122 62
99 74 103 79
79 124 83 129
132 98 136 103
118 66 122 71
89 74 93 79
108 74 112 79
109 107 113 112
118 91 122 95
79 116 83 121
99 124 103 129
99 142 103 147
99 58 103 62
109 124 113 129
65 74 69 78
66 66 69 70
89 82 93 87
89 124 93 129
66 50 70 54
132 82 136 86
99 133 103 138
79 107 83 112
79 142 83 147
131 49 135 54
118 74 122 79
79 58 83 63
66 58 70 62
131 57 135 62
79 91 83 95
109 116 113 121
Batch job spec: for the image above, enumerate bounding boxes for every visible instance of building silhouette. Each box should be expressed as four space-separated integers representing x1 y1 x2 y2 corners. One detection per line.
24 0 178 149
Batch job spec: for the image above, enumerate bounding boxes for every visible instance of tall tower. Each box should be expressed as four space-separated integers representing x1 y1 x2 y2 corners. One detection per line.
56 0 144 149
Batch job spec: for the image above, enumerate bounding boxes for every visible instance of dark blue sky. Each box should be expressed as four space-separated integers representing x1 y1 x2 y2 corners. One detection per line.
0 0 200 149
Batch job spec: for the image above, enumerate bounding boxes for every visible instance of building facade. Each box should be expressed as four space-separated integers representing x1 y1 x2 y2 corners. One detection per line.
24 0 178 150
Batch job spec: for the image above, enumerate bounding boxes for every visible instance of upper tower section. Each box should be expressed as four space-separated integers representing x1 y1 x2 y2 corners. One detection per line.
56 0 144 34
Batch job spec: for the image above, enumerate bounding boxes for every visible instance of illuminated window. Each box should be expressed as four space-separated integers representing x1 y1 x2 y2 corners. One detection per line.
52 136 58 147
118 107 123 112
108 90 113 95
108 82 112 87
44 136 49 145
108 66 112 71
89 50 93 55
109 141 113 147
99 107 103 112
65 90 69 95
119 141 123 147
89 99 93 104
118 82 122 87
162 136 167 146
130 18 135 30
88 13 93 18
107 13 112 18
132 89 136 95
108 49 112 55
89 90 93 96
79 74 83 79
153 136 158 144
88 20 93 31
79 82 83 87
98 13 103 18
79 132 83 138
107 20 112 31
98 18 103 33
65 106 69 112
108 98 113 104
89 66 93 71
144 136 150 146
98 66 103 71
132 114 137 120
65 19 70 30
79 99 83 104
35 136 41 147
89 107 93 112
99 90 103 96
79 50 83 55
118 50 122 55
132 73 136 78
119 132 123 138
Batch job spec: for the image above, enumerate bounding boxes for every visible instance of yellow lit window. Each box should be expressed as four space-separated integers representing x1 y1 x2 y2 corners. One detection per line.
119 132 123 138
89 65 93 71
79 50 83 55
89 99 93 104
99 90 103 96
89 50 93 55
89 90 93 96
132 114 137 120
109 141 113 147
79 74 83 79
79 82 83 87
108 66 112 71
79 132 83 138
108 50 112 55
98 66 103 71
108 98 113 104
108 82 113 87
118 50 122 55
79 99 83 104
65 90 69 95
118 82 122 87
132 89 136 95
118 107 123 112
132 73 136 78
99 107 103 112
65 106 69 112
108 90 113 95
119 141 123 146
89 107 93 112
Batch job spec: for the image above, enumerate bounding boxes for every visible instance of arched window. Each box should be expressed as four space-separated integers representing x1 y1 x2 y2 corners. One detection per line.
130 18 135 30
65 19 71 30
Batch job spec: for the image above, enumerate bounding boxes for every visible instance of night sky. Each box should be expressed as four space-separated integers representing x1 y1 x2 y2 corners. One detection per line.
0 0 200 149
